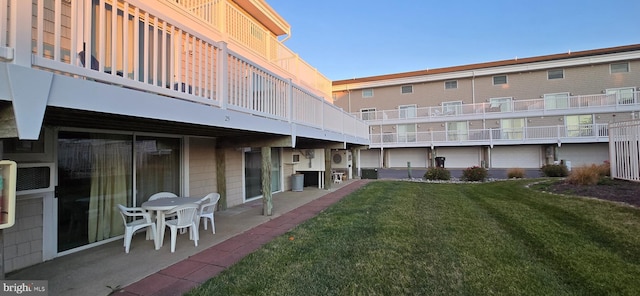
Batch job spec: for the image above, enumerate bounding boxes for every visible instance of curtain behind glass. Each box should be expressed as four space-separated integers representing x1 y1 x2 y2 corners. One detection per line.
136 137 181 205
88 137 132 243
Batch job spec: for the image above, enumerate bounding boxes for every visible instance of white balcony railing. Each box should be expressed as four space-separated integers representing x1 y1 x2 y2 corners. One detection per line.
0 0 367 141
168 0 331 98
357 93 640 123
371 124 610 147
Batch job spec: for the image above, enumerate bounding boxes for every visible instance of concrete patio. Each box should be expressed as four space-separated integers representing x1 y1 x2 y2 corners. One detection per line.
7 180 369 296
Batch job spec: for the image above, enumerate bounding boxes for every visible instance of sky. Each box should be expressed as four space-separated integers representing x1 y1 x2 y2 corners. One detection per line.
266 0 640 81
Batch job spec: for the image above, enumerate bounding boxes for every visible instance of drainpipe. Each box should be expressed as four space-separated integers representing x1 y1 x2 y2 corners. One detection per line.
471 71 476 104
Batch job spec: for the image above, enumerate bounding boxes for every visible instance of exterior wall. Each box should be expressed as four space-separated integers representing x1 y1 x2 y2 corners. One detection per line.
337 60 640 114
360 149 381 168
435 147 482 168
4 197 44 273
188 137 217 198
224 148 245 208
490 145 543 168
386 148 429 168
557 143 609 168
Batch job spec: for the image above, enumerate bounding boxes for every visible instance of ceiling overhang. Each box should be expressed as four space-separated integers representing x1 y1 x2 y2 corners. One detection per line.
232 0 290 36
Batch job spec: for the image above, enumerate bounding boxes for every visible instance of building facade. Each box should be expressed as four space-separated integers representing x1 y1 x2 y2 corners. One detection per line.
0 0 367 272
333 45 640 171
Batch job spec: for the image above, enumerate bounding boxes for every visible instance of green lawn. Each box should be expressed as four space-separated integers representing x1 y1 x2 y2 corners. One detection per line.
187 180 640 296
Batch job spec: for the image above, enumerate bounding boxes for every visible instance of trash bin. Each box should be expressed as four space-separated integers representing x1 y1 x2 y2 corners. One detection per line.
361 168 378 179
291 173 304 192
435 157 446 168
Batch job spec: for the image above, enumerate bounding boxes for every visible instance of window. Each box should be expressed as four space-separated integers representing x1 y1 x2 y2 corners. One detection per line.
500 118 524 140
397 124 417 142
544 93 569 109
610 62 629 73
401 85 413 94
606 87 636 104
548 69 564 79
446 122 468 141
493 75 507 85
362 89 374 98
566 115 593 137
442 101 462 115
489 97 512 112
444 80 458 89
360 108 376 120
398 105 417 119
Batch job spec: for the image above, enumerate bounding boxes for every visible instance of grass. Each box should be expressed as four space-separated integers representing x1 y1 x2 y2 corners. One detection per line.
187 180 640 296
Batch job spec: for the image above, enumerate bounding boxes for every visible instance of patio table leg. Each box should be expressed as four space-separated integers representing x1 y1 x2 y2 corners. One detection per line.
155 211 165 250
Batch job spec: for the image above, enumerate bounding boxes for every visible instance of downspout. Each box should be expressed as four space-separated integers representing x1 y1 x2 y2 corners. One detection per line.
471 71 476 104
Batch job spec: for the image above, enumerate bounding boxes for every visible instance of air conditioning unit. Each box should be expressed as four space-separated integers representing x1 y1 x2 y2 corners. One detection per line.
331 150 352 168
16 163 55 195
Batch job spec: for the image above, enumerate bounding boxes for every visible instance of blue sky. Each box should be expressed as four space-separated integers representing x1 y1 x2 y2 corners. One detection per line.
266 0 640 81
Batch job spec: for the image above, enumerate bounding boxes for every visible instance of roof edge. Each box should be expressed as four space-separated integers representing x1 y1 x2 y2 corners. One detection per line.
332 44 640 86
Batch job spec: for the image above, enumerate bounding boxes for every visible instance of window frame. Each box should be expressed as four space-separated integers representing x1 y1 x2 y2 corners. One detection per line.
442 101 462 115
400 85 413 94
543 92 570 110
398 104 417 119
360 108 377 121
493 75 508 85
397 124 417 142
547 69 564 80
362 89 374 98
610 62 630 74
566 114 594 137
444 80 458 89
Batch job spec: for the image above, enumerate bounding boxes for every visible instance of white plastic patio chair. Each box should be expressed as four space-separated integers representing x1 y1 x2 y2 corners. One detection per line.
148 192 178 200
148 191 179 221
163 203 200 253
197 193 221 235
117 204 157 253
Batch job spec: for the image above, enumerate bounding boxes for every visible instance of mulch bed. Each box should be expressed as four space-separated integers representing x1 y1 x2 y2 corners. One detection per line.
547 178 640 207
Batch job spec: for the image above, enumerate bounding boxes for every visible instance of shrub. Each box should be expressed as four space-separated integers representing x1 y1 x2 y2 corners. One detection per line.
566 165 599 185
462 166 488 182
424 167 451 181
541 164 569 177
596 161 610 177
507 168 525 179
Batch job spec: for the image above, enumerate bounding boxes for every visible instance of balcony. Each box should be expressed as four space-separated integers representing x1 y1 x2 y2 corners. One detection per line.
0 0 368 143
357 92 640 124
371 123 611 148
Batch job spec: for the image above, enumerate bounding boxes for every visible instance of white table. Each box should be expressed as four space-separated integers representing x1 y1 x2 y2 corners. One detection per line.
332 172 344 184
141 197 202 250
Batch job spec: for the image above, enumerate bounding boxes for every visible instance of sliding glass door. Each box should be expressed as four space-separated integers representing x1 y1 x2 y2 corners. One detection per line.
57 131 180 252
244 148 281 201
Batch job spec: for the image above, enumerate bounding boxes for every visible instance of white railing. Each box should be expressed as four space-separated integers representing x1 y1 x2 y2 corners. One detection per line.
358 93 640 122
370 124 610 147
609 120 640 182
1 0 366 142
168 0 332 98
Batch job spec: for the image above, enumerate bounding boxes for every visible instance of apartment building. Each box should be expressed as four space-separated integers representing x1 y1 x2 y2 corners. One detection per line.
333 44 640 172
0 0 367 272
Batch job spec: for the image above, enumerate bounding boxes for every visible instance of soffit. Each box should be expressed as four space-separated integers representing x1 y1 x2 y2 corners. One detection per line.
232 0 290 36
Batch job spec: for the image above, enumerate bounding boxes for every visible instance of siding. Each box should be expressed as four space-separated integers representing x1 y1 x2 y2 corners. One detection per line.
188 137 217 197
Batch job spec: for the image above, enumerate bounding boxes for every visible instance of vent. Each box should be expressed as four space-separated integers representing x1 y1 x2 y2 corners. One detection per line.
16 163 55 195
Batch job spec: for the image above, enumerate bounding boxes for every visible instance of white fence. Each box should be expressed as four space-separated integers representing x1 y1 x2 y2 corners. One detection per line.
609 120 640 182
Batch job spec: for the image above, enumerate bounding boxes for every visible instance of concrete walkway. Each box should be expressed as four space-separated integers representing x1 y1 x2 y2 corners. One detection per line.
9 180 369 296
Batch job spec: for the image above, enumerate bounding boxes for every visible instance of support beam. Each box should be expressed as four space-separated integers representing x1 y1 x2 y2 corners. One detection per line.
218 136 292 149
215 148 227 210
324 148 332 190
261 147 272 216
